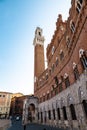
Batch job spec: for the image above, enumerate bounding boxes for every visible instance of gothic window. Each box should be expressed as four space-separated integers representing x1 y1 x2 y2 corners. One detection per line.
76 0 83 13
60 50 64 60
46 73 48 80
49 69 51 75
55 57 58 67
52 46 55 55
70 20 75 33
65 77 70 88
59 83 63 92
52 64 55 72
73 65 79 80
70 104 77 120
62 106 67 120
66 36 70 48
47 93 49 100
53 109 55 120
79 50 87 69
57 108 61 120
54 76 59 87
48 110 51 120
41 112 43 123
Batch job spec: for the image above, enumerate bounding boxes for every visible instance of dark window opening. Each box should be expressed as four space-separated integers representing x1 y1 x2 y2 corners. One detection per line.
82 100 87 118
78 0 83 4
65 77 70 88
60 51 64 60
48 110 51 120
38 31 41 36
55 58 58 66
47 93 49 100
71 21 75 33
80 52 87 69
73 66 79 80
59 83 62 92
66 37 70 47
54 76 59 87
57 108 61 120
70 104 77 120
62 106 67 120
49 69 51 75
53 109 55 120
46 74 48 80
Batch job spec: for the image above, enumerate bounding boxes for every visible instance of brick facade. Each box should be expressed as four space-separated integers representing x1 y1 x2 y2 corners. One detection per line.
33 1 87 130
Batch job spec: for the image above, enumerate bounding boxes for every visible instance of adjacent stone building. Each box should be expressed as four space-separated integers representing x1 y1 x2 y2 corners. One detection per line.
0 91 12 118
23 0 87 130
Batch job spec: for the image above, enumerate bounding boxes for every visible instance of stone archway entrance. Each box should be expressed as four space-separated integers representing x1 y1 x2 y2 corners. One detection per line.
28 103 35 122
22 96 38 125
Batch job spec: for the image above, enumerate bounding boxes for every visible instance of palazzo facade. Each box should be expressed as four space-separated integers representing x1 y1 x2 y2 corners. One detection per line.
23 0 87 130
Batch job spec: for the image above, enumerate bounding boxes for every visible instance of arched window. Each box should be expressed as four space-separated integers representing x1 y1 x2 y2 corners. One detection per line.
70 20 75 33
60 50 64 60
79 49 87 69
66 36 70 48
73 63 79 80
54 76 59 87
64 73 70 88
46 73 48 80
55 57 58 67
52 64 55 72
76 0 83 13
70 104 77 120
62 106 67 120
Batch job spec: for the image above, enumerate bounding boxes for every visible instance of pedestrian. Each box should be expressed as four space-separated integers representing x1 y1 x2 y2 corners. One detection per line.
24 124 26 130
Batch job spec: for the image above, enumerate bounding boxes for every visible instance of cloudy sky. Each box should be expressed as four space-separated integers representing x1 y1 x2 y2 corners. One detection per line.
0 0 71 95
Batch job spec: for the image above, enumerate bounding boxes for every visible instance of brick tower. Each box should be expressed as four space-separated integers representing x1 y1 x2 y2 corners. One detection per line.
33 27 45 92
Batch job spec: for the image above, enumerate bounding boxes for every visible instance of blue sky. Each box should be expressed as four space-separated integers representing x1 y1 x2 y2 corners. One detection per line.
0 0 71 95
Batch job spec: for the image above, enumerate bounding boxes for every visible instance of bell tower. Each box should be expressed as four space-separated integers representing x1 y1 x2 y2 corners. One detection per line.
33 27 45 92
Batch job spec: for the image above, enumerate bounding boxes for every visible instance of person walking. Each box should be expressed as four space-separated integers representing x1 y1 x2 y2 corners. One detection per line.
23 124 26 130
